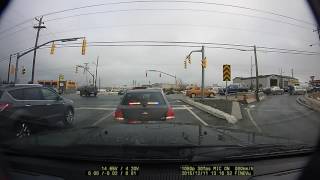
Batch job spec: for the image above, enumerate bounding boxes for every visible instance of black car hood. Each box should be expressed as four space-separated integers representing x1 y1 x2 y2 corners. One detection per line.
4 122 304 148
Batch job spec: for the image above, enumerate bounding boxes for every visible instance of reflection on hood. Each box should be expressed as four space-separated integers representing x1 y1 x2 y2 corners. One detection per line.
5 122 304 148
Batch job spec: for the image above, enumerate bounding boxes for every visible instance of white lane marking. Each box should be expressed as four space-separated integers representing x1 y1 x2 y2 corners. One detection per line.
76 107 115 110
245 108 262 133
92 111 114 126
183 105 208 126
76 107 192 110
173 107 193 110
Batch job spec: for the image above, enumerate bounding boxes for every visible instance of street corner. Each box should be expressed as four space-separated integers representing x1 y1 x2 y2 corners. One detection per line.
297 93 320 112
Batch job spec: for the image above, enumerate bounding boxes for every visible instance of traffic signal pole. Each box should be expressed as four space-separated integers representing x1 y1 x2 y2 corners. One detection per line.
201 46 205 101
254 45 260 102
14 53 19 83
185 46 206 101
7 54 12 83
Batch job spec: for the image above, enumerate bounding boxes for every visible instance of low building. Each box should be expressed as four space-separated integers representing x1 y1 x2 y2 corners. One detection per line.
233 74 299 89
309 79 320 86
151 83 177 89
38 80 77 90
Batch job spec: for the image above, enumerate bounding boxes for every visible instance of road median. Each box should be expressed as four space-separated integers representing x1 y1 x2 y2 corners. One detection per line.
179 97 238 124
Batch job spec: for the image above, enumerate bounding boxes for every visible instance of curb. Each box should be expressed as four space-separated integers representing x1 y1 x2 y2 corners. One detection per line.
179 98 238 124
296 96 313 110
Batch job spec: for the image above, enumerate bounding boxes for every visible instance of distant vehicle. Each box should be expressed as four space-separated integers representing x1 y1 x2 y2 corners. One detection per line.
292 86 307 95
186 87 215 98
207 86 220 95
270 86 284 95
79 85 98 97
220 84 249 95
118 89 126 95
114 89 174 123
132 86 148 90
0 84 74 138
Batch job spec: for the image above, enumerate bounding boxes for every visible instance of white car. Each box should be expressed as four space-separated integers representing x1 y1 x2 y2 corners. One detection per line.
270 86 284 95
293 86 307 95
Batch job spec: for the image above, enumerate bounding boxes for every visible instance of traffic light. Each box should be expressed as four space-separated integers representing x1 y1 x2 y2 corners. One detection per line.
81 38 87 55
184 60 187 69
201 57 207 68
159 73 161 77
146 72 148 77
22 67 26 75
50 42 55 55
187 56 191 64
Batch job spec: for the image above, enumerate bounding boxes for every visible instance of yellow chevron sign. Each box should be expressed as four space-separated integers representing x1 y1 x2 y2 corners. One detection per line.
223 64 231 81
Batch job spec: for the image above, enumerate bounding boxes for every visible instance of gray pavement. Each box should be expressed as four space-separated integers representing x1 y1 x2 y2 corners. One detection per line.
61 93 320 146
238 94 320 145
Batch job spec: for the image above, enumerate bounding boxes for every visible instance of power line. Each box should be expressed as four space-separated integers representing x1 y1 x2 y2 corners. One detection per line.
39 0 315 26
40 42 320 55
45 8 313 30
0 25 31 40
0 18 34 36
1 40 319 64
1 0 314 38
53 40 320 54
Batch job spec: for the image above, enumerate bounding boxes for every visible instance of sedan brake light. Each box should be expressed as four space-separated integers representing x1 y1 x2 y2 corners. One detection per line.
0 103 12 112
114 108 124 121
166 106 175 120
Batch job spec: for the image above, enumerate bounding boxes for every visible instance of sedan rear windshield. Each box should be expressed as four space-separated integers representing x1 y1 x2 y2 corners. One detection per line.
121 92 166 105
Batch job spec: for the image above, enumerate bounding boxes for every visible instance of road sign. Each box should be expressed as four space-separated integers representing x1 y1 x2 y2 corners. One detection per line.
223 64 231 81
58 74 64 81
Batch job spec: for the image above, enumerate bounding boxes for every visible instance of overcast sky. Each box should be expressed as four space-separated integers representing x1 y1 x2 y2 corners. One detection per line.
0 0 319 87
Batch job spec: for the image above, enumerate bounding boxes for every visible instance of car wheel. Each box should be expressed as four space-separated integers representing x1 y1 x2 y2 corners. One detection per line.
191 93 196 98
63 108 74 127
94 93 97 97
16 121 31 138
80 91 83 96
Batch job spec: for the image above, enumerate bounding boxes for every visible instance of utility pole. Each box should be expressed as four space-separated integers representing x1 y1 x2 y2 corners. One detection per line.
201 46 205 101
291 68 293 78
7 54 12 83
31 16 46 83
250 56 253 90
280 68 284 88
95 56 99 89
99 77 101 90
14 53 19 84
254 45 260 102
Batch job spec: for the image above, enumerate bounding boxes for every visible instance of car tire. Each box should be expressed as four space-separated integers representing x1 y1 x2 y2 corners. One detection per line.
80 91 83 96
94 93 97 97
191 93 196 98
63 108 74 127
15 121 31 138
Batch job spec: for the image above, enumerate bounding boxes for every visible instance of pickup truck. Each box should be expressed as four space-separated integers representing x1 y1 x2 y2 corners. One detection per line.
79 85 98 97
186 87 215 98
